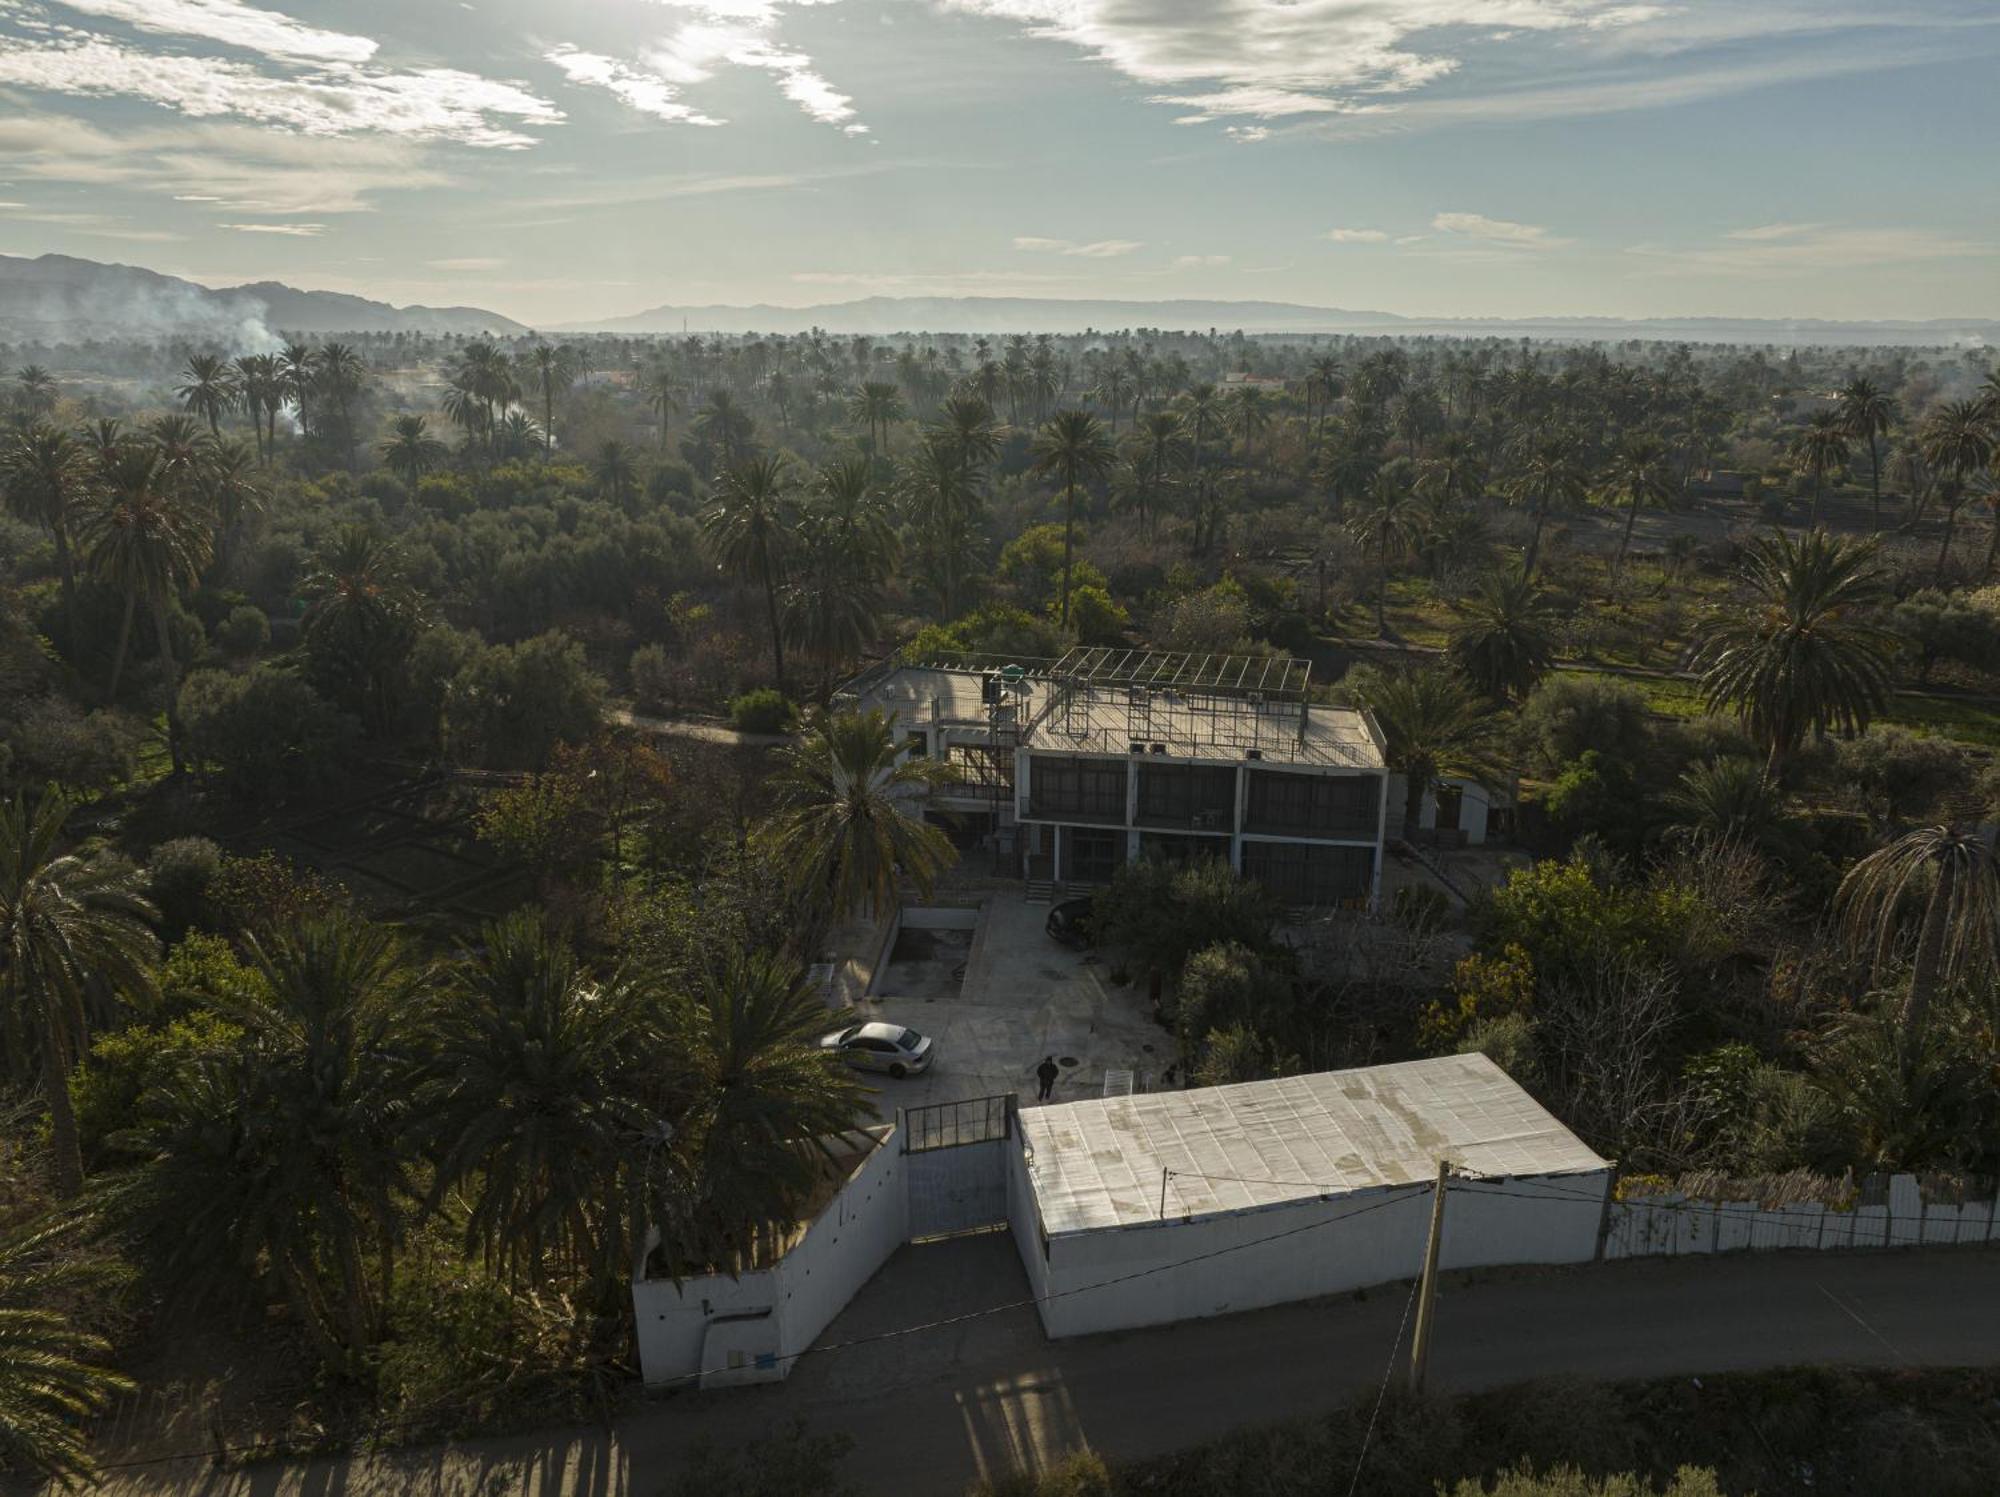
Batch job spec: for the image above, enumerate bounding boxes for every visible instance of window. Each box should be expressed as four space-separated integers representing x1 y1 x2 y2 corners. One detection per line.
1064 827 1122 883
1028 755 1127 822
1136 764 1236 829
903 731 929 759
1241 841 1374 907
1244 771 1380 837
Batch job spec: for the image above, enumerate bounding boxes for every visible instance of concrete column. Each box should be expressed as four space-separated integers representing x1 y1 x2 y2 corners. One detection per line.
1231 763 1248 872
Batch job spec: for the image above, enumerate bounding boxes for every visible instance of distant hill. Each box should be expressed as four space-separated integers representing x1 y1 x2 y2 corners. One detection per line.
568 294 1999 347
0 253 527 344
569 296 1407 337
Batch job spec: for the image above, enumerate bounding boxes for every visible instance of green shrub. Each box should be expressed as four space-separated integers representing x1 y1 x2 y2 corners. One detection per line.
71 1010 242 1164
728 688 794 734
214 605 270 656
146 836 223 939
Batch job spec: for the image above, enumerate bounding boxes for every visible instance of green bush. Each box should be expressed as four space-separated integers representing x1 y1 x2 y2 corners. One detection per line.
214 605 270 657
728 688 794 734
146 836 223 939
71 1010 242 1165
179 666 357 804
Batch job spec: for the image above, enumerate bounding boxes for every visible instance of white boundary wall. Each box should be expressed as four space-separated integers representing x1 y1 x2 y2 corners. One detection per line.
1029 1172 1609 1340
634 1127 908 1388
1604 1173 2000 1259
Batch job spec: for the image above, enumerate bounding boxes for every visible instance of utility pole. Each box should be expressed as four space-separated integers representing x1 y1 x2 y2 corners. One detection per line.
1407 1159 1451 1395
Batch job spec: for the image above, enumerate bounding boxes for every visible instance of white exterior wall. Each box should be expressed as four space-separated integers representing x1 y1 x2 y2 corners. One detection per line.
1007 1133 1053 1305
1034 1171 1608 1339
1386 775 1498 845
1602 1173 2000 1261
634 1130 908 1388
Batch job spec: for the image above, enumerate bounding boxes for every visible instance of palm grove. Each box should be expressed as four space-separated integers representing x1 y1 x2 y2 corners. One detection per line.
1 323 1999 1485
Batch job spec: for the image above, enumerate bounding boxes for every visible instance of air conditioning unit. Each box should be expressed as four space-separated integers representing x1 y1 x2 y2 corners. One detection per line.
1149 743 1168 755
1130 741 1147 754
1246 748 1264 761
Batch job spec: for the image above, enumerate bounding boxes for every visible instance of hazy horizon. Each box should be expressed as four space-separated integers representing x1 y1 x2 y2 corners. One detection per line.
1 0 1996 327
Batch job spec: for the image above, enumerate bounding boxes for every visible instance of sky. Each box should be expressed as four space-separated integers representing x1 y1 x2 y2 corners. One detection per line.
0 0 1995 327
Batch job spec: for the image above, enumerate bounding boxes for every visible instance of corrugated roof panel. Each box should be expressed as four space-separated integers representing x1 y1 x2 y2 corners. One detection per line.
1022 1054 1609 1236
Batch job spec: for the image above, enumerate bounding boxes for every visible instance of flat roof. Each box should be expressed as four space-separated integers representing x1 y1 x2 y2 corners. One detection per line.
847 664 1384 770
1021 1054 1609 1236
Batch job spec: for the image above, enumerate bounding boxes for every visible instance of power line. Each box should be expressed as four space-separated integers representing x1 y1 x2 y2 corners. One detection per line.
1346 1271 1423 1497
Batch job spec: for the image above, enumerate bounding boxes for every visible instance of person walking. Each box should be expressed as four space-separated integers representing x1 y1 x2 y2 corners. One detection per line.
1035 1055 1060 1103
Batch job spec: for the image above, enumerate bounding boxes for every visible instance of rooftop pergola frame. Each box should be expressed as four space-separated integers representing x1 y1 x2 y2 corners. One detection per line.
1049 648 1312 701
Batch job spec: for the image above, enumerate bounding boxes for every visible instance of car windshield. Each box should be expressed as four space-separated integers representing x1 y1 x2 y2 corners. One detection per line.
896 1028 923 1049
838 1024 862 1043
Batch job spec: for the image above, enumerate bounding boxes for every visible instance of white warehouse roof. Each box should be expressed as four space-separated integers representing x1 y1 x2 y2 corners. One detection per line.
1022 1054 1609 1236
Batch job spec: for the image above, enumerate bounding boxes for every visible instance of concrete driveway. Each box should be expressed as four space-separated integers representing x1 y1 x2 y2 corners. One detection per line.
843 894 1173 1124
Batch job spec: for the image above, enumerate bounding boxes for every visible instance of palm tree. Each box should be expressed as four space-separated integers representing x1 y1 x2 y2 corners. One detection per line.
1447 565 1557 702
277 341 316 440
0 791 158 1197
301 525 422 734
644 365 682 451
1226 385 1269 470
528 342 575 460
378 413 446 483
1180 383 1225 546
117 914 417 1368
767 708 956 921
850 380 905 459
784 509 883 699
1837 826 2000 1043
0 421 92 644
232 353 279 461
1342 665 1506 840
1030 409 1115 628
1791 412 1851 528
421 914 654 1288
1603 433 1672 591
1127 409 1185 535
1838 377 1897 532
14 365 58 419
1664 756 1791 851
693 389 756 472
1506 433 1588 578
592 439 638 509
314 342 368 468
81 446 213 765
0 1213 135 1490
700 455 793 690
898 435 982 619
1920 400 1995 584
174 352 238 437
642 950 872 1280
1345 463 1420 636
1690 528 1893 773
197 437 264 582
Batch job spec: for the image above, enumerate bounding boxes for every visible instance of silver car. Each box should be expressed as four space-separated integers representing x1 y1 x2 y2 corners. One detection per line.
819 1021 935 1078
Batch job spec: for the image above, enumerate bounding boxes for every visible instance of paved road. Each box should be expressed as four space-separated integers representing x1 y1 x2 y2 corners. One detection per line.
86 1239 2000 1497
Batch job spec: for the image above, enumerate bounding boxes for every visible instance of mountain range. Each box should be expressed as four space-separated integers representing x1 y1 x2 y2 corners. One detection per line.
1 252 1993 349
0 253 527 344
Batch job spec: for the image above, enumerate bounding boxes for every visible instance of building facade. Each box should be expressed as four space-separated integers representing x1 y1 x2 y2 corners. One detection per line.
840 649 1391 909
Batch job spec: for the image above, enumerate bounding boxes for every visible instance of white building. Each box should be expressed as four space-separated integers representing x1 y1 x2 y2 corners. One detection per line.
841 650 1391 909
632 1057 1611 1385
1007 1054 1610 1338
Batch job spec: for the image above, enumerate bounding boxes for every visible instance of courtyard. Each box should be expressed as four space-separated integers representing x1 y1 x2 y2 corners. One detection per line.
837 891 1171 1125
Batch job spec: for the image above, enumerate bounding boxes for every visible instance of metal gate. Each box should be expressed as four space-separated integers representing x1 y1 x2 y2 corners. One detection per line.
901 1095 1016 1241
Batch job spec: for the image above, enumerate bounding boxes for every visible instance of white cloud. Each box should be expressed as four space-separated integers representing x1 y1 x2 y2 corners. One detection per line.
0 34 563 148
219 220 325 234
0 206 183 241
1632 225 1988 273
428 256 504 270
1725 222 1825 241
1431 210 1572 248
1325 227 1388 243
1173 253 1231 267
0 112 453 213
49 0 378 64
931 0 1663 127
1014 235 1144 257
543 44 722 125
617 0 867 133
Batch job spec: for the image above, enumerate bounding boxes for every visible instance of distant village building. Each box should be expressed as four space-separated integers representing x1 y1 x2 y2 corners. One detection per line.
1687 469 1751 498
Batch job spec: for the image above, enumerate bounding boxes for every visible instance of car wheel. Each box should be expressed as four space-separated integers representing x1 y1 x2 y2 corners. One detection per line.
889 1063 907 1079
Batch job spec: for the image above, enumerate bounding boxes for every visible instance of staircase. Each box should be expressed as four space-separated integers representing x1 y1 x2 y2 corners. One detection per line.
1024 877 1056 904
